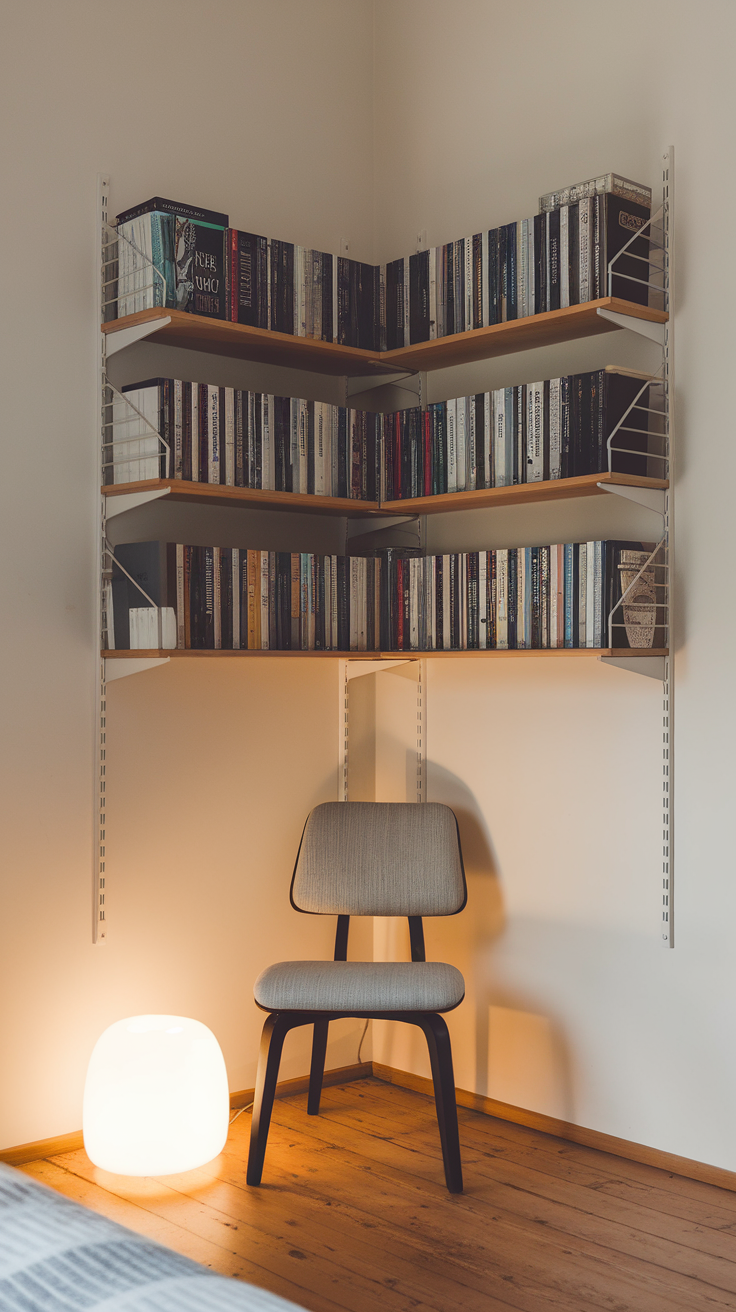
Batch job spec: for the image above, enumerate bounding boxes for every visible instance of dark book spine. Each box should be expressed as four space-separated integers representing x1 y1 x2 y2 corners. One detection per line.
507 548 517 648
605 372 650 477
505 223 517 321
560 375 571 478
603 194 652 306
424 411 432 497
488 228 501 325
531 547 541 648
548 209 561 311
534 213 546 316
409 251 430 344
182 381 192 481
592 196 603 299
473 233 483 329
467 552 479 649
568 203 580 306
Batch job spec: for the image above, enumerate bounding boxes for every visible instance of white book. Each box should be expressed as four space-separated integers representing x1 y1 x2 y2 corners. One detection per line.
323 555 332 649
517 219 527 319
314 401 328 495
560 206 570 308
579 199 592 303
527 381 544 482
409 558 419 650
114 384 160 483
456 396 466 492
528 219 535 315
447 399 457 493
260 551 269 648
549 545 558 649
263 394 275 491
496 550 508 649
224 387 234 486
557 544 565 647
549 378 562 479
207 385 220 485
176 544 185 649
579 543 588 646
492 388 506 487
129 606 176 650
468 393 477 490
430 557 437 649
429 246 437 339
442 555 451 649
593 540 603 648
232 549 240 649
173 379 183 479
483 392 492 488
479 551 488 648
213 547 221 648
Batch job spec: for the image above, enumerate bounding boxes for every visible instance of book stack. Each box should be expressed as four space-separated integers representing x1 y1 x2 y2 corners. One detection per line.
381 368 658 500
116 198 228 319
107 379 380 500
109 539 660 653
114 173 652 341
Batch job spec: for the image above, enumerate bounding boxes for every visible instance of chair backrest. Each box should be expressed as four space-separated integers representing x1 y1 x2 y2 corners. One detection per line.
291 802 466 917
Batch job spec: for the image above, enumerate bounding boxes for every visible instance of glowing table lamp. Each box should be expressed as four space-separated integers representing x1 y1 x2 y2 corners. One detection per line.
83 1016 229 1175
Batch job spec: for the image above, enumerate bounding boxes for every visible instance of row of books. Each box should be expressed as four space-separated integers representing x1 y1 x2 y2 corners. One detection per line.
108 379 379 500
381 368 661 500
111 172 653 348
108 540 661 653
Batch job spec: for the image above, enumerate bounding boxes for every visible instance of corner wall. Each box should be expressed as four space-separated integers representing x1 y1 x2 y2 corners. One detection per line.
0 0 375 1150
371 0 736 1171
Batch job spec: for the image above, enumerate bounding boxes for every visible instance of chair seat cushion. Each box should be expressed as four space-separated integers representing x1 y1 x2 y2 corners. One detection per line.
254 960 465 1014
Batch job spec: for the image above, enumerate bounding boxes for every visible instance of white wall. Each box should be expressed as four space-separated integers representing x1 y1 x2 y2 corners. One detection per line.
3 0 736 1175
0 0 375 1150
371 0 736 1171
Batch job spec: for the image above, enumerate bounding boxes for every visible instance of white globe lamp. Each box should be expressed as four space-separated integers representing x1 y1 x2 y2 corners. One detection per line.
83 1015 229 1175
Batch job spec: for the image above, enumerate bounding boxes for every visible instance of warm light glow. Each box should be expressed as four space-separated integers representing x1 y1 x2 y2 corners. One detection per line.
83 1015 229 1175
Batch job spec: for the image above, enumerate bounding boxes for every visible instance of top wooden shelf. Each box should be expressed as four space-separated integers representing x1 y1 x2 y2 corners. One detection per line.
101 297 668 378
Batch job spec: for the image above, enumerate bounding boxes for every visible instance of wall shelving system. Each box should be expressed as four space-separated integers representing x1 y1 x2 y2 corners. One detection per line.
95 151 673 947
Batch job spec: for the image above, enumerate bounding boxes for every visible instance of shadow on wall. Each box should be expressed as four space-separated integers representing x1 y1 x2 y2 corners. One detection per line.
427 762 574 1121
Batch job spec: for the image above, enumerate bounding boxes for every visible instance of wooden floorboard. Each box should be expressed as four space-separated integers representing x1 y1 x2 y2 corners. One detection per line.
20 1077 736 1312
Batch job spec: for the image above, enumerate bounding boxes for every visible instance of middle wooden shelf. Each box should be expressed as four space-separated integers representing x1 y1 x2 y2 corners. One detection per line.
103 471 667 519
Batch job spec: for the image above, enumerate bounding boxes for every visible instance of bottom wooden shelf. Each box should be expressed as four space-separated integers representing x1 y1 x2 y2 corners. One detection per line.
104 648 668 661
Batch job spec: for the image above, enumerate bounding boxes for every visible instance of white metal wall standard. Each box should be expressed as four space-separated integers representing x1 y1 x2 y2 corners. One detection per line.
662 146 674 947
94 173 110 944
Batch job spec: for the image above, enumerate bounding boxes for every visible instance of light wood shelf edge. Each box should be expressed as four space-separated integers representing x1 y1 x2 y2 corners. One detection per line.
101 296 668 376
102 479 381 518
380 472 669 515
104 648 668 660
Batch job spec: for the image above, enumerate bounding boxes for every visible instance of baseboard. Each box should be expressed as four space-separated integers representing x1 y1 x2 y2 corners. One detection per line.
0 1063 373 1167
0 1131 86 1168
229 1060 372 1110
371 1061 736 1195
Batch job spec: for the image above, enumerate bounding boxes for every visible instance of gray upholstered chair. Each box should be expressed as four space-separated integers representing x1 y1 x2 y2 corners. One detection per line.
248 801 467 1193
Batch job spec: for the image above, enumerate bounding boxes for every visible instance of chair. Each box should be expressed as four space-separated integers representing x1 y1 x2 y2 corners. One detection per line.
247 800 467 1193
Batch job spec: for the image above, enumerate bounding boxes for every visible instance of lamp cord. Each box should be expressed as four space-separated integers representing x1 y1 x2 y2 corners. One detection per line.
357 1019 369 1065
229 1019 369 1128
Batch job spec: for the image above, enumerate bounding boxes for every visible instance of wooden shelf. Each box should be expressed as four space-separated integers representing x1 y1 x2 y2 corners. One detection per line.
381 472 668 516
102 479 381 518
101 297 668 377
105 648 668 661
382 298 668 371
101 309 392 377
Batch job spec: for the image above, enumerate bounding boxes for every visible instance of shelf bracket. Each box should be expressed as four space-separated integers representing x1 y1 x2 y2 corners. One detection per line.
597 482 665 518
596 307 665 346
346 371 420 398
105 316 171 357
345 658 414 681
104 486 172 519
598 654 665 680
104 656 170 682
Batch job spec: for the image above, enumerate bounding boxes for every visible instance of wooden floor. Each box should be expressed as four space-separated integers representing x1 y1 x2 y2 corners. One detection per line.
21 1076 736 1312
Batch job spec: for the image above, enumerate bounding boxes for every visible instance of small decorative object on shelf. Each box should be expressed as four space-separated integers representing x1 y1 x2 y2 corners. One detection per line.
619 549 658 648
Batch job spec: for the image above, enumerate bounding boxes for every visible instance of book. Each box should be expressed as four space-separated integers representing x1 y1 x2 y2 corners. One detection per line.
539 173 652 213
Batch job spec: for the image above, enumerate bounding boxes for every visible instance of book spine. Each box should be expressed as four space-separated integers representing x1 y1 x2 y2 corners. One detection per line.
560 207 570 308
579 198 592 303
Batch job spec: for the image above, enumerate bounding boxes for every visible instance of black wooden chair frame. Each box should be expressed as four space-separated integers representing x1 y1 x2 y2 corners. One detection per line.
247 914 464 1193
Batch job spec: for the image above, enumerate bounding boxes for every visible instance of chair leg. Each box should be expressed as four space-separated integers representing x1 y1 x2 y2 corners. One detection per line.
417 1013 463 1194
307 1019 329 1115
247 1012 296 1186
